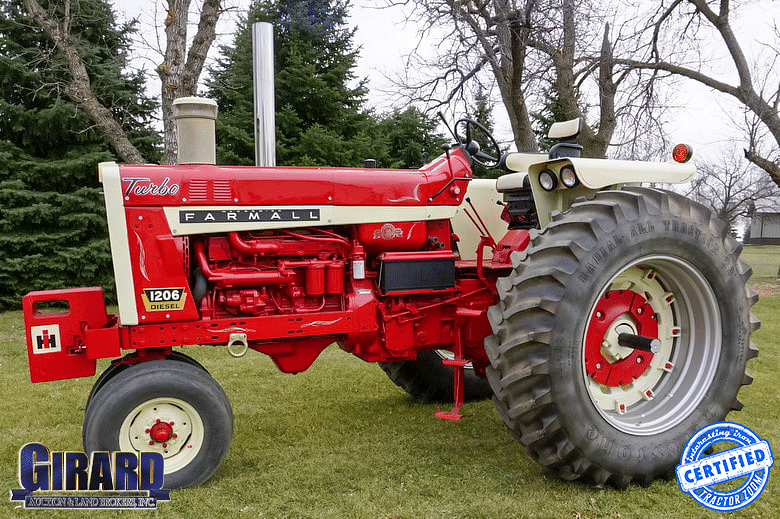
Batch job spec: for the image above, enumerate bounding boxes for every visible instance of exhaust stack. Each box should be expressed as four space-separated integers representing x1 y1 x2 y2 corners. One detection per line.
173 97 218 165
252 22 276 166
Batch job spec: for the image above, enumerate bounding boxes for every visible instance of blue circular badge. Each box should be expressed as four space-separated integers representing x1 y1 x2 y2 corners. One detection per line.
676 421 774 512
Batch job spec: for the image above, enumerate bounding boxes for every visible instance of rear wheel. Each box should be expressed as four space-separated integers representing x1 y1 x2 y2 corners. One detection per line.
83 359 232 489
486 187 758 487
379 350 493 403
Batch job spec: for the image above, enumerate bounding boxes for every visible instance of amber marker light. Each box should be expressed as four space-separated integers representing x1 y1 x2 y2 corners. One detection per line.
672 143 694 163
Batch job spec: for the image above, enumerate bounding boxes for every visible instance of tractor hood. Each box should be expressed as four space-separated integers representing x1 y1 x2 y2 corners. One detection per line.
99 150 474 236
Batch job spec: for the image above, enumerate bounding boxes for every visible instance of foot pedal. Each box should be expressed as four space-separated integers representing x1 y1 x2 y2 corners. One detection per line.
435 407 463 421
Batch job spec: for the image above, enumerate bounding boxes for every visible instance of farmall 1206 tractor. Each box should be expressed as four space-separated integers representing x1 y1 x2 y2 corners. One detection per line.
23 97 758 489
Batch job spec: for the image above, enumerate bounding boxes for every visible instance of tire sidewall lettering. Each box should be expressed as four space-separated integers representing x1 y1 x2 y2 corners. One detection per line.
547 192 749 477
576 219 738 287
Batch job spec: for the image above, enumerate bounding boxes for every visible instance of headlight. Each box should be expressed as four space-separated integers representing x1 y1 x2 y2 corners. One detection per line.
538 169 558 191
560 165 579 188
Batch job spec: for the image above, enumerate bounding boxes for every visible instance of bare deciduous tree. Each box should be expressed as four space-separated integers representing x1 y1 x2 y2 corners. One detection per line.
684 146 780 234
617 0 780 184
156 0 222 164
23 0 224 165
386 0 667 158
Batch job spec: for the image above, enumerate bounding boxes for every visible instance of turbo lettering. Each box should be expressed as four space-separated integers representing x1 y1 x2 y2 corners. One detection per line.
122 177 180 198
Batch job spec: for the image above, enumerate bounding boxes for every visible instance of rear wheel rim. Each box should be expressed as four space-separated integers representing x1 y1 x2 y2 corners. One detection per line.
582 256 721 436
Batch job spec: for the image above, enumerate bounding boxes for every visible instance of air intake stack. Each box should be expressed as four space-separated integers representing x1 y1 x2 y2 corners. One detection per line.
173 96 218 165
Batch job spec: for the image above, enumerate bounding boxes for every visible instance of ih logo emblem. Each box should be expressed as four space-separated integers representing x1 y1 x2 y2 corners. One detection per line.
30 325 61 354
373 223 404 240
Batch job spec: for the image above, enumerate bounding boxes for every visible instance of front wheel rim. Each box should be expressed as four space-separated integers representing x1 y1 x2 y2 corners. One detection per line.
119 397 205 474
582 256 721 436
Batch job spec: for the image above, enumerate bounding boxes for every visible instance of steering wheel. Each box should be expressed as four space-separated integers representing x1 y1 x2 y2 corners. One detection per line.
454 118 501 168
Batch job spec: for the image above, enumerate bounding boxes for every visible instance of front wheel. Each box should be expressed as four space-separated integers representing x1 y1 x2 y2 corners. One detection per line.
83 359 233 489
84 351 208 412
486 187 759 487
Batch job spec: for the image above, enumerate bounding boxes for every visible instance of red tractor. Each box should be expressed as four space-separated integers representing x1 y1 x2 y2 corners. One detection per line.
23 98 758 489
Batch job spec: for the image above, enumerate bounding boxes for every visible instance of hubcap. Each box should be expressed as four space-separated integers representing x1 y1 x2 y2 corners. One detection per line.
585 289 659 387
149 420 175 443
582 258 720 435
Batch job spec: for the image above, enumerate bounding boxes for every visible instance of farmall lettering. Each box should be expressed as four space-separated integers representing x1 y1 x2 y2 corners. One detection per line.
179 208 320 223
21 112 758 495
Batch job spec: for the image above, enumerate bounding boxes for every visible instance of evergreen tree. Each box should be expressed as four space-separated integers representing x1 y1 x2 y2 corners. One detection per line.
207 0 378 166
0 0 160 309
465 88 503 178
532 86 570 152
468 88 495 136
374 107 446 169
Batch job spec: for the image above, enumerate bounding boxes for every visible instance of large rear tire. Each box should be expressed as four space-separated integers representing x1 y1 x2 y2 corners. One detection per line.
379 350 494 403
83 359 233 489
486 187 759 487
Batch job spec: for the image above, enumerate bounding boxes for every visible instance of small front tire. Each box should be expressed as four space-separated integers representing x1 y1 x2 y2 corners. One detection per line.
83 359 233 489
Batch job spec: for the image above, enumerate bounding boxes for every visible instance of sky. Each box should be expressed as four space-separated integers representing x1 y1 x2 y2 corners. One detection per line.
108 0 780 161
109 0 412 107
108 0 429 143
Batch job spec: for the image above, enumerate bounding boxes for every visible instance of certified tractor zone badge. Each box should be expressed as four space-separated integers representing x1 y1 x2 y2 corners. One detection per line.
677 421 774 512
141 288 187 312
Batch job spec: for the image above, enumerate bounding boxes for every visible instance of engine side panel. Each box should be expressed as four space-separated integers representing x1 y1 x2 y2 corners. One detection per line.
91 150 524 374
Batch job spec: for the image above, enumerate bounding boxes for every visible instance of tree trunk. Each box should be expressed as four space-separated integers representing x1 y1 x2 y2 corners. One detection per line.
156 0 222 165
23 0 146 164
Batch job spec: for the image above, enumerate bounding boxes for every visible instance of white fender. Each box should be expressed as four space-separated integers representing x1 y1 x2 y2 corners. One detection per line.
497 154 696 228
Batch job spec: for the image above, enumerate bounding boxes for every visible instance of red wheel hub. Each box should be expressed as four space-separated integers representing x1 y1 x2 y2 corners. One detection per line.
585 290 659 387
148 419 174 443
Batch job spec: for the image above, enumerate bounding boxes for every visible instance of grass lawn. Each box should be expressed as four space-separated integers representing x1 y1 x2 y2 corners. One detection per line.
1 250 778 518
741 245 780 280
